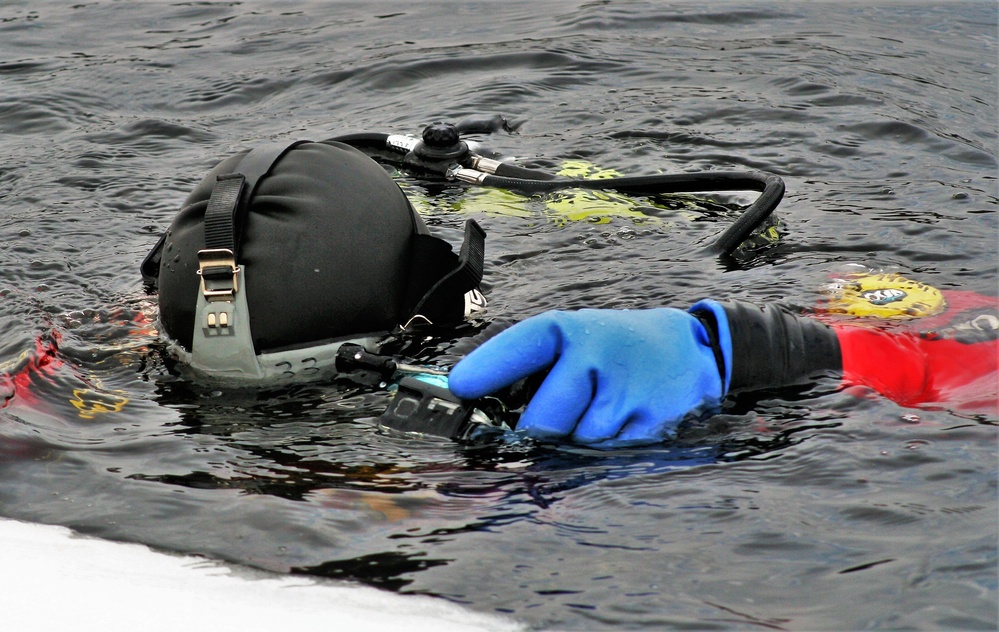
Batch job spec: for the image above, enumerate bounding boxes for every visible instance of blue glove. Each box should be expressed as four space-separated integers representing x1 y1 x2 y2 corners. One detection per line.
448 302 733 446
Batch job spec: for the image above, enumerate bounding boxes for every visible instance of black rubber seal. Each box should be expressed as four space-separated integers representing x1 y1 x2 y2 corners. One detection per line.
719 301 842 391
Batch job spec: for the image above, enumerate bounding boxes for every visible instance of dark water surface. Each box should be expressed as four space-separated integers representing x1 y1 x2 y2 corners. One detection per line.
1 1 997 629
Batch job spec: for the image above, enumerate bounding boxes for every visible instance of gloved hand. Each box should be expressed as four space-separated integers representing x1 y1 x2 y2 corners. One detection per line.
448 304 731 446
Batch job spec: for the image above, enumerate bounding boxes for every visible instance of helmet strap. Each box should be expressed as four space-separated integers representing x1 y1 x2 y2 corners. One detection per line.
186 141 306 377
141 141 305 289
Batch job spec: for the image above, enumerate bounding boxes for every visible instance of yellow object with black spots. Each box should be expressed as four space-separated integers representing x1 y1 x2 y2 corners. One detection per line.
823 272 946 319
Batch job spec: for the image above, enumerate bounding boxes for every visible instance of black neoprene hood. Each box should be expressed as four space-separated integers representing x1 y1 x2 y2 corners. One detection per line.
152 140 463 355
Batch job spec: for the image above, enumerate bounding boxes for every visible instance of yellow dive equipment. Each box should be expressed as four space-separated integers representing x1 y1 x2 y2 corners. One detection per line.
823 271 946 319
400 161 653 224
402 160 784 250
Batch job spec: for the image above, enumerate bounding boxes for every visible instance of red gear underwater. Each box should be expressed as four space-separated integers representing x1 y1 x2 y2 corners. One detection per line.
837 322 997 412
0 310 149 419
819 276 998 412
0 332 62 411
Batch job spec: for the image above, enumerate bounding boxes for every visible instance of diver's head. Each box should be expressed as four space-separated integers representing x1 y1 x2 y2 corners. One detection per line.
141 140 486 380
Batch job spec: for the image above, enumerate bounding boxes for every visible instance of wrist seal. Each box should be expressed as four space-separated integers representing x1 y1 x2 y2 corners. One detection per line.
719 301 842 391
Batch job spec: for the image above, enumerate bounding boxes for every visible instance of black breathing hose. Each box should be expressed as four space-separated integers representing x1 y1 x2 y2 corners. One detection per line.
329 131 785 256
325 132 391 151
489 161 561 181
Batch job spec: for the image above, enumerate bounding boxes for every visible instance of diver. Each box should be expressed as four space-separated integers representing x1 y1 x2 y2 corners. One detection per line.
138 135 998 448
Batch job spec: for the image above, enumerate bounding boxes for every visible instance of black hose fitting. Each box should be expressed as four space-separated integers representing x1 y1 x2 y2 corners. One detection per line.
403 123 470 173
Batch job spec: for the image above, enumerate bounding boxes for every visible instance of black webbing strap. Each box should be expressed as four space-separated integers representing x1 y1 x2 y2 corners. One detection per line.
408 219 486 324
141 141 306 289
203 174 246 252
202 140 306 255
140 233 165 286
197 141 305 301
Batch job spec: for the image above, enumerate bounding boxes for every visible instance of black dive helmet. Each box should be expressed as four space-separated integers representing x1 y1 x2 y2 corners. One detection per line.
142 140 486 380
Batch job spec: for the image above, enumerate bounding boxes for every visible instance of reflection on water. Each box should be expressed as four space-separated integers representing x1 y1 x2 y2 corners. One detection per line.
0 1 996 629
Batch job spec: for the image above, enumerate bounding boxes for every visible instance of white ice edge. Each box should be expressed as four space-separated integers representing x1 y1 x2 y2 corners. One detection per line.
0 517 522 632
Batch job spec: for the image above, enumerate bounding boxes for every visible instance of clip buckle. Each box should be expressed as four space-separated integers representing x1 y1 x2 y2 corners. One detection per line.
197 248 239 302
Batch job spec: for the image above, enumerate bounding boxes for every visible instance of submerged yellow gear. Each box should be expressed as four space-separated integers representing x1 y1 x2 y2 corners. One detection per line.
401 161 783 248
545 161 652 224
822 272 946 319
399 161 653 224
70 387 129 419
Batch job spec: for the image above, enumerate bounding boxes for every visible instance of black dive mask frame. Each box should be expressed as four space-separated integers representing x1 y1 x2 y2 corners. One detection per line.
329 114 786 256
